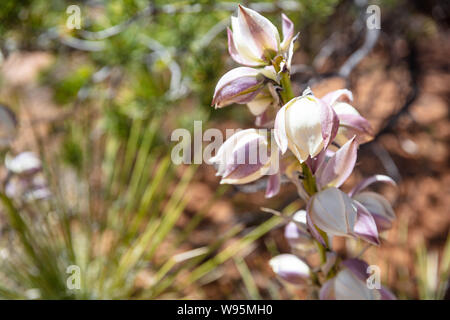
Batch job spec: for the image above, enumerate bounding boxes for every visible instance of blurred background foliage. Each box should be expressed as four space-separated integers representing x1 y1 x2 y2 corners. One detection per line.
0 0 448 299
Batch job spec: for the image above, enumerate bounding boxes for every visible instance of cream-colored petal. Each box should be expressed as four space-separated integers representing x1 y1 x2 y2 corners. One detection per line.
284 97 324 162
231 16 265 64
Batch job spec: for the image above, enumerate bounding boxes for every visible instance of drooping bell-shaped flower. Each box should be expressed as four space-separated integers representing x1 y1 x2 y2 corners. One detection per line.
228 5 281 67
320 259 396 300
274 89 339 163
321 89 374 145
212 66 276 108
269 254 310 285
210 129 279 187
307 187 357 238
321 268 378 300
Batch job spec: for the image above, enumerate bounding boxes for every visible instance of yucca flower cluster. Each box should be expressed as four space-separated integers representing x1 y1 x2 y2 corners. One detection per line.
211 5 396 300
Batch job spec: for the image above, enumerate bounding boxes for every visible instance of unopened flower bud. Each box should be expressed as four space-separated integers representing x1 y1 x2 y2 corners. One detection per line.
210 129 277 185
274 90 339 163
269 254 310 285
212 67 276 109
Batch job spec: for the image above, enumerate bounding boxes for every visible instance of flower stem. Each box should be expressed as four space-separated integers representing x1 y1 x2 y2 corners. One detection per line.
300 162 317 195
279 71 294 104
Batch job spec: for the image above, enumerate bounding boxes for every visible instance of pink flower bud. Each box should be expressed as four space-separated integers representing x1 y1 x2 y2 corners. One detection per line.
269 254 310 285
212 67 276 109
210 129 278 185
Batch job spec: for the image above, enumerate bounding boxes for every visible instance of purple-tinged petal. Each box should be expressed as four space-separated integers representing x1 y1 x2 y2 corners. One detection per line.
349 174 396 197
319 99 339 149
280 13 294 50
212 67 265 108
212 129 274 185
379 286 397 300
309 187 357 238
265 171 281 198
321 89 353 107
224 162 264 181
334 268 377 300
227 28 263 67
343 259 397 300
316 137 358 188
342 258 370 282
353 191 395 232
269 254 310 285
274 105 288 153
338 113 374 144
372 214 393 232
284 33 299 72
319 278 336 300
237 5 280 55
221 136 266 178
353 200 380 245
